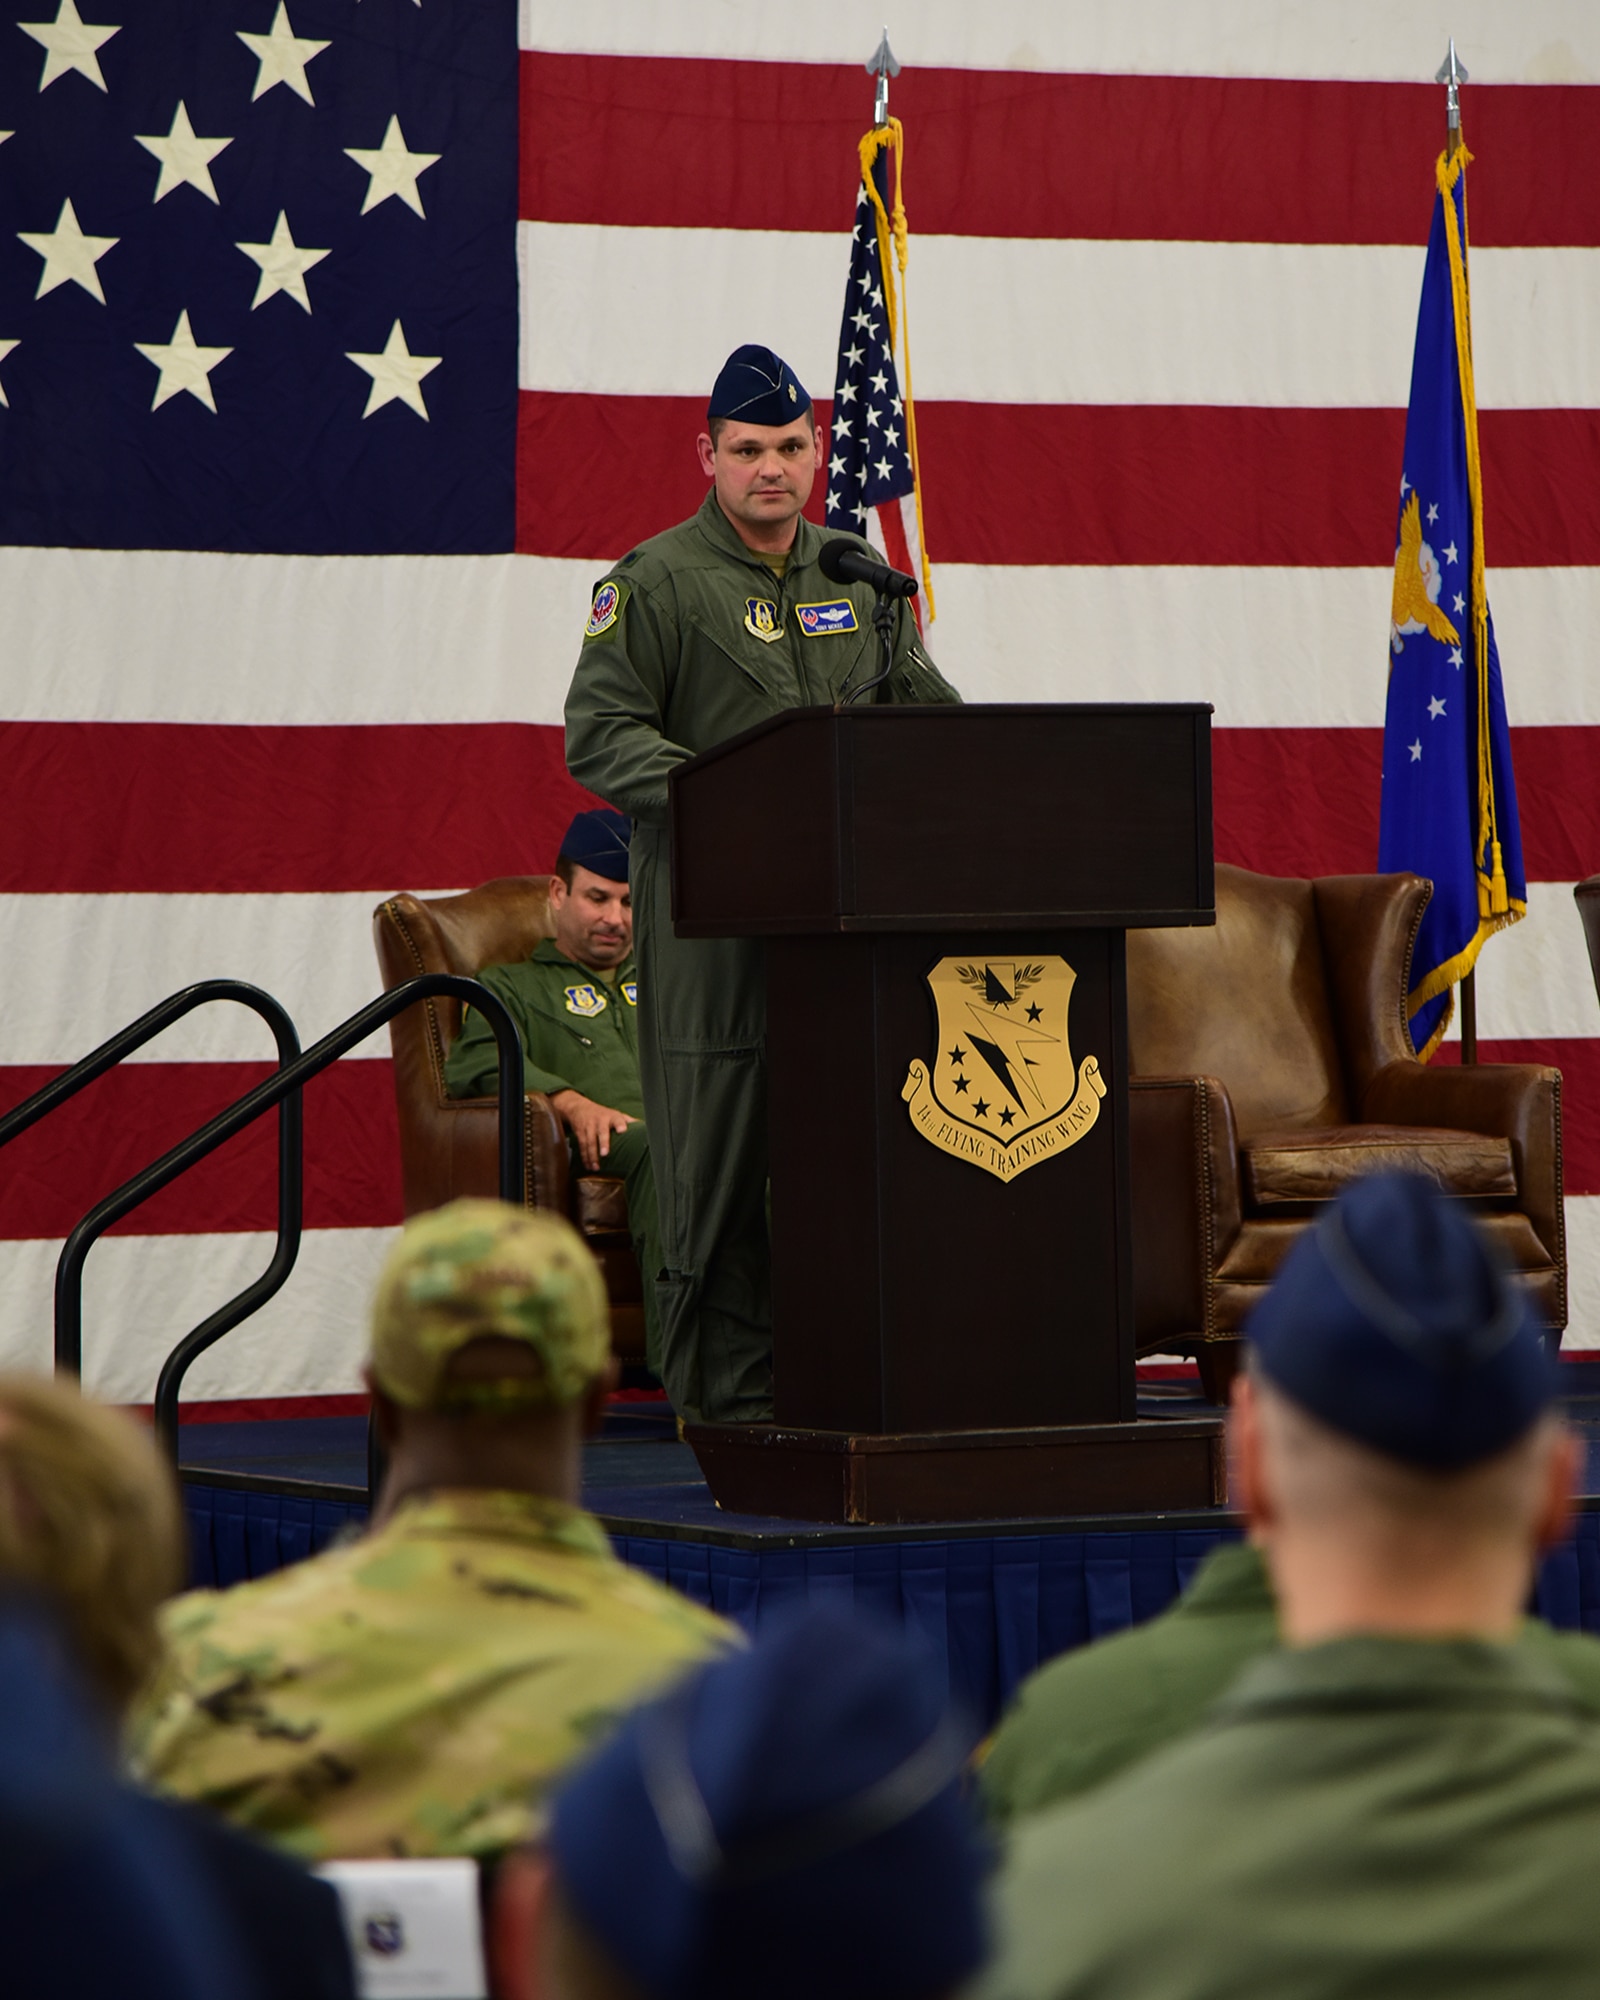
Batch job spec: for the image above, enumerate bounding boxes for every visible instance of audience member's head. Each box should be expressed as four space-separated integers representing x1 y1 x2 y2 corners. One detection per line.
1234 1170 1574 1643
0 1597 251 1998
492 1604 990 2000
0 1371 184 1718
366 1199 617 1523
551 809 632 971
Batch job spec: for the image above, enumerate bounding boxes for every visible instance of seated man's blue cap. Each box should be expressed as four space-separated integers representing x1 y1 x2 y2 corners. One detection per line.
1247 1170 1557 1470
548 1604 990 2000
557 807 631 883
707 343 811 426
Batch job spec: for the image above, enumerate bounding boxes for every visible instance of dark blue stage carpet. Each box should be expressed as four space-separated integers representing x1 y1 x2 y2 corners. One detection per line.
175 1370 1600 1730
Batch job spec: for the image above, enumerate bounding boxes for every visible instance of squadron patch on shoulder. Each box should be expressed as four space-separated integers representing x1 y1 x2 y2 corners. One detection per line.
620 979 638 1007
796 598 859 637
744 598 783 643
584 579 627 639
564 984 608 1017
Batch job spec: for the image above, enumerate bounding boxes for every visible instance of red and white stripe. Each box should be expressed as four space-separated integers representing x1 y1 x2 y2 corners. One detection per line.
6 2 1599 1407
866 494 928 636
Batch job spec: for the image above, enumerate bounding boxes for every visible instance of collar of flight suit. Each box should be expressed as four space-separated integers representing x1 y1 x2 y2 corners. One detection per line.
530 938 636 981
1210 1629 1587 1727
1178 1539 1275 1617
384 1485 619 1562
692 486 827 575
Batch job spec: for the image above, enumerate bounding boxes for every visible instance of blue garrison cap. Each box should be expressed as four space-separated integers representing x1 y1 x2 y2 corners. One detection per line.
1247 1170 1557 1470
706 343 811 427
557 808 631 883
548 1605 989 2000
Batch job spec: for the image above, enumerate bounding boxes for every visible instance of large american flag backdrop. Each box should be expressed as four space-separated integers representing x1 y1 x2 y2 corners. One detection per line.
2 1 1598 1408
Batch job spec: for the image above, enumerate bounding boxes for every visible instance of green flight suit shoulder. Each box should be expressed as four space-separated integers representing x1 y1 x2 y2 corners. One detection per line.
978 1637 1600 2000
981 1539 1600 1830
1518 1616 1600 1713
980 1538 1274 1825
128 1489 730 1863
563 529 696 826
565 492 959 826
443 945 643 1118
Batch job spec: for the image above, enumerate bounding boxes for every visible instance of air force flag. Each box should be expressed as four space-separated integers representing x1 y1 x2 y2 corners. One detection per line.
1379 141 1525 1060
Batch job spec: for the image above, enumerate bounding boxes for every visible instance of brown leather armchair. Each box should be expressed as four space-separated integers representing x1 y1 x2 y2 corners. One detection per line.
372 877 645 1362
1128 864 1565 1401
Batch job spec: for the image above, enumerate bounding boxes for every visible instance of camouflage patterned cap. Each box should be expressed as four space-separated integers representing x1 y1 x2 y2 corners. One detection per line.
370 1199 610 1415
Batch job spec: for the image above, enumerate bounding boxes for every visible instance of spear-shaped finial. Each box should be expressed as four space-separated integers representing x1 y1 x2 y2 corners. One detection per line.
866 27 900 128
1436 39 1469 151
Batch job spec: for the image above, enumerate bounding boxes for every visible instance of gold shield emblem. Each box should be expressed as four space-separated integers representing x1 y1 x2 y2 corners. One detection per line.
744 597 783 643
902 956 1105 1184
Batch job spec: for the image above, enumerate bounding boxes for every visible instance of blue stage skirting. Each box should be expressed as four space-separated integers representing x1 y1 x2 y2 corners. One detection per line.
184 1485 1600 1727
609 1529 1245 1726
184 1486 368 1591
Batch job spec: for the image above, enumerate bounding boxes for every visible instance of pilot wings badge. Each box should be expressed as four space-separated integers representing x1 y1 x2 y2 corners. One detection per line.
902 957 1106 1184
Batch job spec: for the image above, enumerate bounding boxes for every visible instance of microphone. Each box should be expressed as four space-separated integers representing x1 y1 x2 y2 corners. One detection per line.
818 537 918 600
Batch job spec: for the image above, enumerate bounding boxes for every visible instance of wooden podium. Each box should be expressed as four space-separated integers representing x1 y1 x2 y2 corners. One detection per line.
669 703 1224 1523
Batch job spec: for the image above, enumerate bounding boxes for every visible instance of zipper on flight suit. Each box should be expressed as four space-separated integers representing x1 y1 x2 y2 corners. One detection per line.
776 566 818 705
737 549 817 707
764 554 823 707
779 541 878 705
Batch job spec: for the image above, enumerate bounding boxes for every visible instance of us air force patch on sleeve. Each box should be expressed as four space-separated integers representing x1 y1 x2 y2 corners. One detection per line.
564 984 607 1017
796 599 859 637
584 579 627 639
621 979 638 1006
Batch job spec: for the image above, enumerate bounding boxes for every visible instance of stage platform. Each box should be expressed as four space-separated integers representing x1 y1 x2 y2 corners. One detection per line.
174 1369 1600 1729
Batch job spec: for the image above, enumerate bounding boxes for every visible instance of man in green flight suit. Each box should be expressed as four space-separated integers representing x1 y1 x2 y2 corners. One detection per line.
978 1172 1600 2000
980 1530 1600 1826
443 807 662 1372
564 343 959 1424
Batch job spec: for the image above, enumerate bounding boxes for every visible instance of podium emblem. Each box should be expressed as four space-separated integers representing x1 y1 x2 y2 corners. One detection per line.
902 956 1105 1184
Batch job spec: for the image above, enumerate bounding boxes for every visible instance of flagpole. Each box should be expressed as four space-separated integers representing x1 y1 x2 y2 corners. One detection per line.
1438 38 1477 1062
1439 37 1466 160
867 26 897 126
851 27 935 620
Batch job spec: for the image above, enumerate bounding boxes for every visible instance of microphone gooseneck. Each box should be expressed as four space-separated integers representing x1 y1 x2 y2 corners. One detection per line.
824 537 916 709
818 537 919 601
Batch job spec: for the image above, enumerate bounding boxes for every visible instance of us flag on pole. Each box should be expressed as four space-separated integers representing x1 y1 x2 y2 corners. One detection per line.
825 134 930 629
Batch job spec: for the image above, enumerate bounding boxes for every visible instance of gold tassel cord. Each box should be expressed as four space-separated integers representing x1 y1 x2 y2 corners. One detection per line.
857 118 935 617
1437 142 1512 923
1400 136 1525 1048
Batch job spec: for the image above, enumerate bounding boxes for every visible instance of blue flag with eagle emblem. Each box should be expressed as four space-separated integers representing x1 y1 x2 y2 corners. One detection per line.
1378 139 1525 1060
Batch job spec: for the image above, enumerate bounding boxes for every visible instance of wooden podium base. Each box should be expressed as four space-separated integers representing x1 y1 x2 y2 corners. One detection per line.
683 1418 1227 1526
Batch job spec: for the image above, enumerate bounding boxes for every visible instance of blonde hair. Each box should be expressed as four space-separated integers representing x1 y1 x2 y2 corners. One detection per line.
0 1372 185 1714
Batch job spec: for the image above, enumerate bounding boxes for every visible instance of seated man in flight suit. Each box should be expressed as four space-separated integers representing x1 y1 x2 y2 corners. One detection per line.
444 807 661 1371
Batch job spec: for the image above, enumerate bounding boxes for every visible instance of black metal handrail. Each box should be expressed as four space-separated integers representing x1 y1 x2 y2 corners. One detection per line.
143 976 524 1454
0 983 305 1463
19 975 524 1458
0 979 302 1149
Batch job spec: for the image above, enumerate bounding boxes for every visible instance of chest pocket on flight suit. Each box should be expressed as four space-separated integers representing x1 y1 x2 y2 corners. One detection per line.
679 610 807 712
807 616 877 702
783 583 877 702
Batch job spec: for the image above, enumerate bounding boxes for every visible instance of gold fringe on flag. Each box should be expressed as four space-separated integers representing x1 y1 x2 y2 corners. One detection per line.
857 117 935 619
1436 142 1518 929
